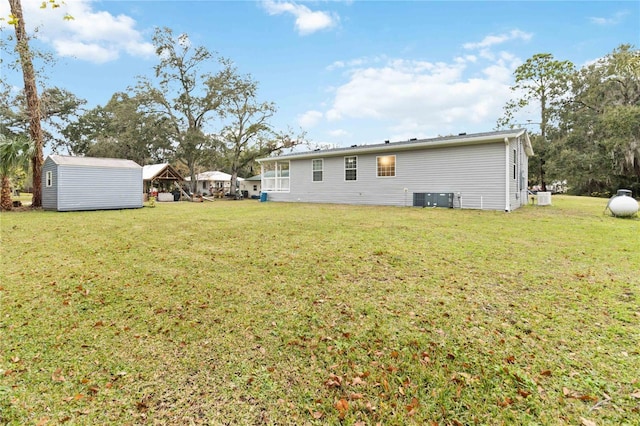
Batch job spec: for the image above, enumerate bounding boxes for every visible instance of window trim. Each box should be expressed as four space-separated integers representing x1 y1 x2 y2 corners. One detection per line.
312 159 323 182
344 155 357 182
261 160 290 193
376 155 396 178
45 171 53 187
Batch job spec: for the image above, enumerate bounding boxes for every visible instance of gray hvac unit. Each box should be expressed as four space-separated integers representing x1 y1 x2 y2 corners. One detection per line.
413 192 454 208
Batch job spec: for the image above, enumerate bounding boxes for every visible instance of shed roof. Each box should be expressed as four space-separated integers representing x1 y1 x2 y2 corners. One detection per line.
47 155 141 169
258 129 532 162
143 163 184 181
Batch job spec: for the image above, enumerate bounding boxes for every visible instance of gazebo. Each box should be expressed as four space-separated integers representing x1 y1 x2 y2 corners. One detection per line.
142 163 185 201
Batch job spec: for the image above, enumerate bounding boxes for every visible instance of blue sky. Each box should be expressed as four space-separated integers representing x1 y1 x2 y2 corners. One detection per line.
1 1 639 151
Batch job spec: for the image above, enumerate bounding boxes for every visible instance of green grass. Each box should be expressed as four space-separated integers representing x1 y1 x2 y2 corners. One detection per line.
1 196 639 425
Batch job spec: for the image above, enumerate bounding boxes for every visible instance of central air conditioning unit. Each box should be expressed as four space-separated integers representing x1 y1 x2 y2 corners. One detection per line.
413 192 454 208
537 191 552 206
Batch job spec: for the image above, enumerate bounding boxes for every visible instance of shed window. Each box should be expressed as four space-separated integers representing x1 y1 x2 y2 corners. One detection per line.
46 171 53 187
312 159 323 182
345 156 357 181
377 155 396 177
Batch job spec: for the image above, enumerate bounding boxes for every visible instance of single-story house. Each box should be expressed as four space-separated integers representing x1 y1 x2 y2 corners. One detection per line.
239 175 262 199
257 129 533 211
143 163 185 201
42 155 143 211
184 171 244 196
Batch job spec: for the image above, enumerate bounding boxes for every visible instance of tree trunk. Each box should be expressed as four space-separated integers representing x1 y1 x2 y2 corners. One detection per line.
1 176 14 211
9 0 44 208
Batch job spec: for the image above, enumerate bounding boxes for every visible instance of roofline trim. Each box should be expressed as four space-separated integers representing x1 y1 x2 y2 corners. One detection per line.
258 129 529 162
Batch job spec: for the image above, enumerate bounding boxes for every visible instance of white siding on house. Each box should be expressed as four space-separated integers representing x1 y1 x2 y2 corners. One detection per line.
260 130 533 211
266 143 506 210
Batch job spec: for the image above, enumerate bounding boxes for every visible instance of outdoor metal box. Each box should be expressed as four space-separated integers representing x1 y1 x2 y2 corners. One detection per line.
42 155 143 212
413 192 454 208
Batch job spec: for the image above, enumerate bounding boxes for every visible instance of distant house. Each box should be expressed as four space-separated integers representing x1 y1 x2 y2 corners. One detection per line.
184 171 244 196
239 175 262 199
257 129 533 211
142 163 184 201
42 155 143 211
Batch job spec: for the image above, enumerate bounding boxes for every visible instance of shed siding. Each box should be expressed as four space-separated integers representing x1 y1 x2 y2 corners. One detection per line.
42 157 58 210
57 166 142 211
266 142 506 210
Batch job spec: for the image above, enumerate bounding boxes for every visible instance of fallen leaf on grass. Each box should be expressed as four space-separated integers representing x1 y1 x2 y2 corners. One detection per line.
350 376 366 386
308 409 323 419
52 369 65 382
335 399 349 419
517 389 531 398
631 390 640 399
563 387 597 401
406 397 419 414
580 417 596 426
324 374 342 388
497 397 514 407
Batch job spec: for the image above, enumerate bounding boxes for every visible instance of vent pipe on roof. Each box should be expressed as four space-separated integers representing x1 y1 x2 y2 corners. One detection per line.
409 138 417 141
385 140 389 144
458 132 467 136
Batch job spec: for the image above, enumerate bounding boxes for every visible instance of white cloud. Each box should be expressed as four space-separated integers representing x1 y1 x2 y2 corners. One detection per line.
589 11 629 26
262 0 338 35
298 110 323 128
328 129 349 137
323 54 519 137
463 29 532 50
0 0 154 63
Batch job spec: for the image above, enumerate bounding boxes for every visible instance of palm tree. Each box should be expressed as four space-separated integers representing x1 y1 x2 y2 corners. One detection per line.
0 134 33 211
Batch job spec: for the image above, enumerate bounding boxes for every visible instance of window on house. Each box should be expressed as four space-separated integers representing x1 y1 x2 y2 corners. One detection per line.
312 159 323 182
253 185 257 191
513 149 517 180
377 155 396 177
261 161 290 192
345 156 357 181
46 171 53 187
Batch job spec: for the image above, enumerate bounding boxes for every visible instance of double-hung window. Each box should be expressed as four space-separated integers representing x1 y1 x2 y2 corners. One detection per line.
377 155 396 177
45 171 53 187
344 156 357 181
312 159 323 182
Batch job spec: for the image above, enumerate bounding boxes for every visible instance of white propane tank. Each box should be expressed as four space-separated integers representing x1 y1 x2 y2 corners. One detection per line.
607 190 639 217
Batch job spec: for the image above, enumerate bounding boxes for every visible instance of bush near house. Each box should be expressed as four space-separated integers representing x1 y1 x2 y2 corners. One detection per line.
1 196 638 425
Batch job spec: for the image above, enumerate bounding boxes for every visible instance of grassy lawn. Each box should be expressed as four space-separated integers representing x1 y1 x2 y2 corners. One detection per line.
1 196 638 425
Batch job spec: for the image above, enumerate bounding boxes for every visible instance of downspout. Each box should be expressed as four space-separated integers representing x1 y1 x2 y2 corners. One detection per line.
505 137 510 212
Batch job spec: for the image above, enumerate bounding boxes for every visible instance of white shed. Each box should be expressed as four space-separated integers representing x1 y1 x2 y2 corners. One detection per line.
42 155 143 212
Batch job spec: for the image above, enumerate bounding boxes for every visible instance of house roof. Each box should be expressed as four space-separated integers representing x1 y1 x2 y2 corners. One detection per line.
184 171 245 182
258 129 532 162
142 163 184 181
47 155 141 169
244 175 262 181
